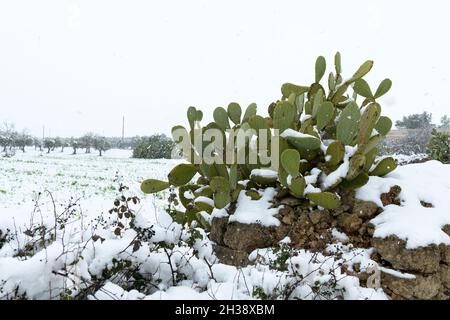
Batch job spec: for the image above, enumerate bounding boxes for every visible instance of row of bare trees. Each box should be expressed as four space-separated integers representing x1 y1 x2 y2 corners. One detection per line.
0 122 111 157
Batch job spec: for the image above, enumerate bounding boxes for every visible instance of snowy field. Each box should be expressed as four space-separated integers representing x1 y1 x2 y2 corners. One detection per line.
0 148 177 227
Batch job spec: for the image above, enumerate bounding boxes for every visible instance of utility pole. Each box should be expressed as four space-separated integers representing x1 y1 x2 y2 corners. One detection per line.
122 116 125 143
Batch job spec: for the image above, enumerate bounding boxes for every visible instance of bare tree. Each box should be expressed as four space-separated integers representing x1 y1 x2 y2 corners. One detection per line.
43 138 55 153
15 130 33 152
0 122 17 156
79 133 95 153
92 135 111 156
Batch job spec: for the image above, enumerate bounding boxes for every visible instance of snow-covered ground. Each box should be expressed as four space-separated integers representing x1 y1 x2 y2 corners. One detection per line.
0 148 177 227
0 149 449 300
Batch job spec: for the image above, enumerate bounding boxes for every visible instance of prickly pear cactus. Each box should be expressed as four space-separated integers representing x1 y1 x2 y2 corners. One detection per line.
141 52 397 226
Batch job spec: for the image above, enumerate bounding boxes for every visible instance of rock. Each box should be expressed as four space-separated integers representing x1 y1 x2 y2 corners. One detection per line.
222 222 288 253
381 271 442 300
309 209 331 225
209 217 229 246
337 213 363 235
278 206 295 225
213 244 249 267
420 201 434 208
289 210 332 250
440 265 450 290
279 196 303 207
329 206 345 217
336 187 356 209
352 200 379 220
440 244 450 264
372 236 441 273
442 224 450 236
366 223 375 236
380 185 401 206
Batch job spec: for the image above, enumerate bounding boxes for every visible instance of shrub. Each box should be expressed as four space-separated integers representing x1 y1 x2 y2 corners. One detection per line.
379 128 432 155
140 53 397 228
395 111 433 129
427 129 450 163
132 134 175 159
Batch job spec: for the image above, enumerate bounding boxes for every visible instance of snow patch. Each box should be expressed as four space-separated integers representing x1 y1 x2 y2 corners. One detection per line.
228 188 280 227
356 161 450 248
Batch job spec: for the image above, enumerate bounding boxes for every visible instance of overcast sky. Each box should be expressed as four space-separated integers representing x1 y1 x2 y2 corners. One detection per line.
0 0 449 137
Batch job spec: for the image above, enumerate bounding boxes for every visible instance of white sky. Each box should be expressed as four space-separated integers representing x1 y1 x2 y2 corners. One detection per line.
0 0 449 137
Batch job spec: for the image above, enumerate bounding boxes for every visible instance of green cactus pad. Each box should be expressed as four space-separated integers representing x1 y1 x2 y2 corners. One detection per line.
334 52 342 74
242 103 257 123
315 56 326 83
194 186 213 198
312 90 324 118
328 72 336 91
284 132 321 156
316 101 335 130
168 163 198 186
229 164 238 189
351 60 374 81
353 79 373 98
196 176 209 185
214 163 229 180
346 153 366 180
196 110 203 122
178 184 199 208
304 100 313 115
374 79 392 98
281 83 309 99
213 107 230 130
187 106 197 129
289 175 306 198
326 141 345 167
281 149 300 177
296 94 305 114
340 172 369 190
194 212 211 231
141 179 170 194
227 102 242 125
273 101 296 133
370 157 397 177
337 102 360 145
210 176 231 209
278 166 289 188
361 134 381 155
358 103 381 145
306 192 341 209
245 190 262 200
248 115 270 131
375 116 392 136
250 170 278 186
194 199 214 214
363 147 378 172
